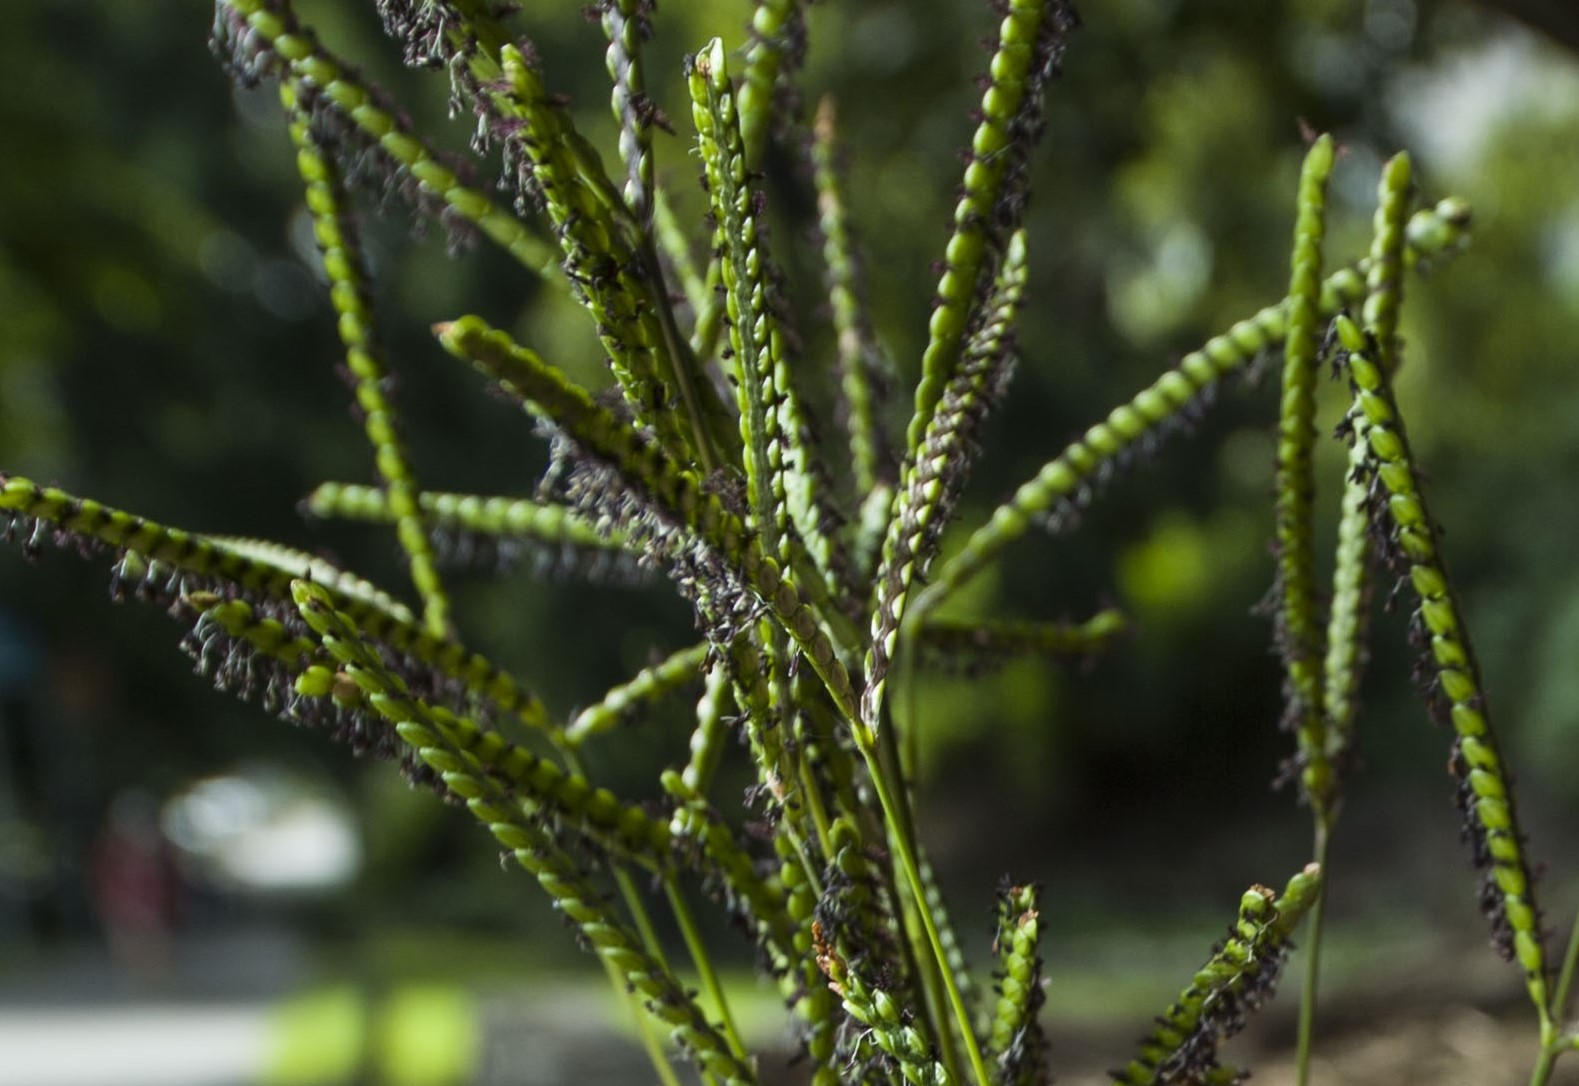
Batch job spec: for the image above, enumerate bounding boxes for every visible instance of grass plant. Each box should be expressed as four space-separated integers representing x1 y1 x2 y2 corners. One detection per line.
4 2 1576 1083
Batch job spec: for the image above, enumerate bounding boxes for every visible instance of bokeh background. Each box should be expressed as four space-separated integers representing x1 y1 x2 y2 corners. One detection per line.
2 1 1578 1083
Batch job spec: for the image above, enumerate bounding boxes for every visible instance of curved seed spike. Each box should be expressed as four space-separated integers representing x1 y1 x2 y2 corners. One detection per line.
1112 865 1322 1086
814 921 952 1086
565 641 710 745
739 0 806 166
813 96 898 500
906 0 1075 456
292 580 672 871
597 0 656 222
437 316 861 727
304 480 631 553
866 231 1029 735
281 78 452 639
679 659 733 796
1324 152 1414 755
918 610 1129 674
216 0 556 275
987 884 1047 1086
1273 134 1336 811
1335 316 1549 1013
291 583 754 1086
0 474 414 628
913 198 1476 623
768 827 844 1086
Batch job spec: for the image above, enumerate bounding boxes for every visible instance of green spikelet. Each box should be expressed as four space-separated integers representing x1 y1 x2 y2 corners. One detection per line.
987 883 1047 1086
292 581 672 870
660 769 795 966
295 586 754 1086
215 0 556 275
565 641 710 745
689 39 842 591
1112 865 1322 1086
1324 152 1414 754
597 0 656 222
1335 315 1548 1014
302 481 636 573
281 78 451 638
738 0 806 166
1273 134 1336 811
678 658 732 795
814 920 952 1086
866 230 1029 735
0 474 412 629
905 0 1074 455
913 198 1476 622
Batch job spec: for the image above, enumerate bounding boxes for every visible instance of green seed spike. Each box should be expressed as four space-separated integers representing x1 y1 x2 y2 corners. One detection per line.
905 0 1071 457
565 641 710 745
1274 133 1336 812
1112 864 1322 1086
216 0 557 277
738 0 806 167
291 580 672 872
814 921 953 1086
1335 315 1549 1016
912 198 1476 624
0 473 411 629
493 45 705 466
986 884 1047 1086
199 535 555 736
660 769 795 966
281 78 452 639
1324 152 1414 754
437 315 861 728
866 230 1029 736
689 40 843 592
303 481 630 556
597 0 656 223
678 659 732 796
295 579 752 1085
813 95 898 501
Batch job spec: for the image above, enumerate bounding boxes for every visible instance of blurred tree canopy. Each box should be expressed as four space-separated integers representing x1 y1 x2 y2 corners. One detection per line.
2 0 1577 924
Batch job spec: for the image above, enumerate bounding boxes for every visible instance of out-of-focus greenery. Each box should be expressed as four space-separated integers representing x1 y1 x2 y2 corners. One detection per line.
1 0 1576 928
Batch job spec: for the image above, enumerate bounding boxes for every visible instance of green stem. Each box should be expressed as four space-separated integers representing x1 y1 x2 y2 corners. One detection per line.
859 740 991 1086
1549 903 1579 1027
1294 819 1332 1085
665 877 749 1061
1529 1044 1560 1086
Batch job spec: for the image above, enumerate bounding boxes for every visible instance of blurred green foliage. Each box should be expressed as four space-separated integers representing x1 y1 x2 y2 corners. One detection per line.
1 0 1576 926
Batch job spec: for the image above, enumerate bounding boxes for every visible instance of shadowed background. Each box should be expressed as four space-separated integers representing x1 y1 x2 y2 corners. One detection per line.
1 1 1578 1083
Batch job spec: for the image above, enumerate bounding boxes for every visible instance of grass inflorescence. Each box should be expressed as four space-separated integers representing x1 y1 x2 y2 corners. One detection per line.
5 2 1576 1083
